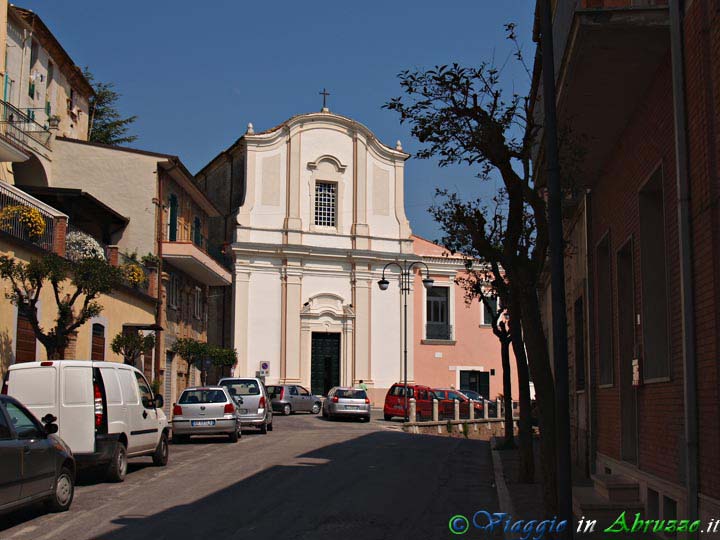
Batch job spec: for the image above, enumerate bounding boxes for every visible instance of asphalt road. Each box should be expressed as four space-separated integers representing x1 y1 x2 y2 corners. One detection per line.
0 411 499 540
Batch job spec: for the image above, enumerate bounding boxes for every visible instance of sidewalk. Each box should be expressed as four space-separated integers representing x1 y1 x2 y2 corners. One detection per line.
490 436 545 520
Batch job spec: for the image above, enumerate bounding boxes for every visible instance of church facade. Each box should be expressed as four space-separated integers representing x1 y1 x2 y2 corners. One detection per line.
197 110 416 402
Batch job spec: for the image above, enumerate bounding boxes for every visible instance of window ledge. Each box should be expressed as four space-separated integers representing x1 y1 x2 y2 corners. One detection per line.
421 339 456 346
598 383 614 389
642 376 672 385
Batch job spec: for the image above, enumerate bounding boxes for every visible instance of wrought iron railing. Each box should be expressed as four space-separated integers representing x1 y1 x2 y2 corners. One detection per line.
0 99 52 149
0 181 65 251
426 323 453 340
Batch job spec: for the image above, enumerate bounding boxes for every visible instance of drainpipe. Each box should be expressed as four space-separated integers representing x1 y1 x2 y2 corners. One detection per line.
668 0 698 524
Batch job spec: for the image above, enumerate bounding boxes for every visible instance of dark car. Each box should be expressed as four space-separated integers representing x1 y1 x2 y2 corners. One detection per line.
0 395 75 514
459 389 496 417
266 384 322 416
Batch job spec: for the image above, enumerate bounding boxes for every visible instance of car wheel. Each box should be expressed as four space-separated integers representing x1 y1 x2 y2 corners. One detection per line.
229 428 239 443
260 421 268 434
383 414 392 421
45 466 74 512
267 421 273 432
311 402 321 414
363 416 371 423
106 442 127 483
152 432 169 466
322 406 328 418
283 404 292 416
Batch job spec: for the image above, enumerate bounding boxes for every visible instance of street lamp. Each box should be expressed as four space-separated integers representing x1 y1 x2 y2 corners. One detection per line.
377 260 433 421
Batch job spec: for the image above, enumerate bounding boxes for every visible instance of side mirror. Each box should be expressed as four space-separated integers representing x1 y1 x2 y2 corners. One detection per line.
234 396 244 405
154 394 164 409
45 423 58 435
42 413 57 424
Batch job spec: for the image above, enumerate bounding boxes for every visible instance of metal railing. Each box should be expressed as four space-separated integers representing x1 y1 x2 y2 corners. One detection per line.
0 99 52 149
426 323 453 340
0 181 65 251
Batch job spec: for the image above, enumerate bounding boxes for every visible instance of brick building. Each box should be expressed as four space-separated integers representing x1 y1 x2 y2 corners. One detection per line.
532 0 719 524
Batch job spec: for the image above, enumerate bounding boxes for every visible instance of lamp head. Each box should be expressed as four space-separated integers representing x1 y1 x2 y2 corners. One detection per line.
377 278 390 291
422 277 434 290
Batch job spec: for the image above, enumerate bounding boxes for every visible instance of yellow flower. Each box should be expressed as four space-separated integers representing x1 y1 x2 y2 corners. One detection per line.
122 263 146 286
0 205 46 240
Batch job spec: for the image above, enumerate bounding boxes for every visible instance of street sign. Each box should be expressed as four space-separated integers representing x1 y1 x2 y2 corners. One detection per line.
260 361 270 371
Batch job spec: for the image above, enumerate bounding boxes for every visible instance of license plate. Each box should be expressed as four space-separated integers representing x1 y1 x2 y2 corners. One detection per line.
346 405 359 410
191 420 215 427
239 409 248 414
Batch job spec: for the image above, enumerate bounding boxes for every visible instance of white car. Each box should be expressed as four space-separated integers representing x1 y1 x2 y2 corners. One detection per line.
4 360 169 482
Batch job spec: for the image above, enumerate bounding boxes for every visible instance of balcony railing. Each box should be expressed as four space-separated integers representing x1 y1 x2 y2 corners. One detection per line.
426 323 453 341
0 100 52 149
0 181 66 251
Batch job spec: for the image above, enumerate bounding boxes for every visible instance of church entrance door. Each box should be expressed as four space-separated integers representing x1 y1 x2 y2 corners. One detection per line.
311 332 340 396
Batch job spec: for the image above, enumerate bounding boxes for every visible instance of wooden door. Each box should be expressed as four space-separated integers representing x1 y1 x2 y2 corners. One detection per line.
15 312 36 363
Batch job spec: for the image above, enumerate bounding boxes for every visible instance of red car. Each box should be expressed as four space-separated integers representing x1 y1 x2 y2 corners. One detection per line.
433 388 483 419
383 383 436 421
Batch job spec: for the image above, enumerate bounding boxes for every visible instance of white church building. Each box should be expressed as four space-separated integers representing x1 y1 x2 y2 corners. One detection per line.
197 108 417 402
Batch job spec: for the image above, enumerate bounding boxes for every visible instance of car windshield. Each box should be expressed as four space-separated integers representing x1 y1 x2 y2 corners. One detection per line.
266 386 282 398
221 380 261 396
179 389 227 404
336 389 367 399
389 386 414 398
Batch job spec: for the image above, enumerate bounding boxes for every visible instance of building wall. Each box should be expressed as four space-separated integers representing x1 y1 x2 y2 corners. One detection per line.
51 139 159 256
5 10 90 140
412 236 519 400
681 0 720 511
0 237 156 379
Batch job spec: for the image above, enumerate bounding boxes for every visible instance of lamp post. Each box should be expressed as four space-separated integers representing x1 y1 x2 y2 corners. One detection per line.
377 260 434 421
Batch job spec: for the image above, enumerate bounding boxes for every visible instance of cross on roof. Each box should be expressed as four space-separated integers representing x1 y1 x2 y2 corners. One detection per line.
319 88 330 111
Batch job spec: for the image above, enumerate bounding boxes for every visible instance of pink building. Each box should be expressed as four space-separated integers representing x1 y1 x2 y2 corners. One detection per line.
412 235 520 401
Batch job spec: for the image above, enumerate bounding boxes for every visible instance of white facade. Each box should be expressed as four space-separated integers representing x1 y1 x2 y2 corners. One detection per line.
228 111 415 400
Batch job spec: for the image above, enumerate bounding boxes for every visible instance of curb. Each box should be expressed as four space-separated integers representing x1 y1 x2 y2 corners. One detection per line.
490 437 516 516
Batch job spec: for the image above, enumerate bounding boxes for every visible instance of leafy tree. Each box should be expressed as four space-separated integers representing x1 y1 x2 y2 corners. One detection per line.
170 338 237 385
111 331 155 366
0 254 123 359
83 67 138 145
384 26 574 513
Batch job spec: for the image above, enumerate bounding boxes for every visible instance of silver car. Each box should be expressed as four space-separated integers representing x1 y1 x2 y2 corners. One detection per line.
322 387 371 422
266 384 322 416
218 377 273 434
171 386 242 443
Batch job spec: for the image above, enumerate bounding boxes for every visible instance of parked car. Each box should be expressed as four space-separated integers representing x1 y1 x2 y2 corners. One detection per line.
218 377 273 434
266 384 322 416
458 389 495 417
383 383 436 421
172 386 242 443
4 360 170 482
322 387 371 421
0 395 75 514
433 388 483 419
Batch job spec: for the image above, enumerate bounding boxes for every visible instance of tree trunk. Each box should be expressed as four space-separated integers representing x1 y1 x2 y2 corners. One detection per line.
515 279 558 516
509 294 535 484
500 338 515 447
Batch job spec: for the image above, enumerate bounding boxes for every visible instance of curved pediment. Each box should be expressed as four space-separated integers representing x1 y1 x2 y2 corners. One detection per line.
245 111 409 162
307 154 347 173
301 293 354 318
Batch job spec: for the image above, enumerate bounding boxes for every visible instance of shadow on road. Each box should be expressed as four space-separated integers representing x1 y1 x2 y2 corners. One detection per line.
95 431 499 540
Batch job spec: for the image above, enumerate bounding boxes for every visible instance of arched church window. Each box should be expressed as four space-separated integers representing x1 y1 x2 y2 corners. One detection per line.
314 182 337 227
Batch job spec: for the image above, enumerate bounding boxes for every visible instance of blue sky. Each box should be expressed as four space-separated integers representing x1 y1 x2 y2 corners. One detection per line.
21 0 535 240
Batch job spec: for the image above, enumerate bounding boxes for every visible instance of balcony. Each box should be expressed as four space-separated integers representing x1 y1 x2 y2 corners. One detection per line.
551 2 669 187
425 323 454 341
0 181 67 253
0 100 52 156
162 230 231 287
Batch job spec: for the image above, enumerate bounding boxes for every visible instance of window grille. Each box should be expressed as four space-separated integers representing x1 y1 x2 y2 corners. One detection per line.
314 182 336 227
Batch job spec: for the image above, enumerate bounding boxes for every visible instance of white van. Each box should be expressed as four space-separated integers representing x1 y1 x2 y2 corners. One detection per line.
3 360 170 482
